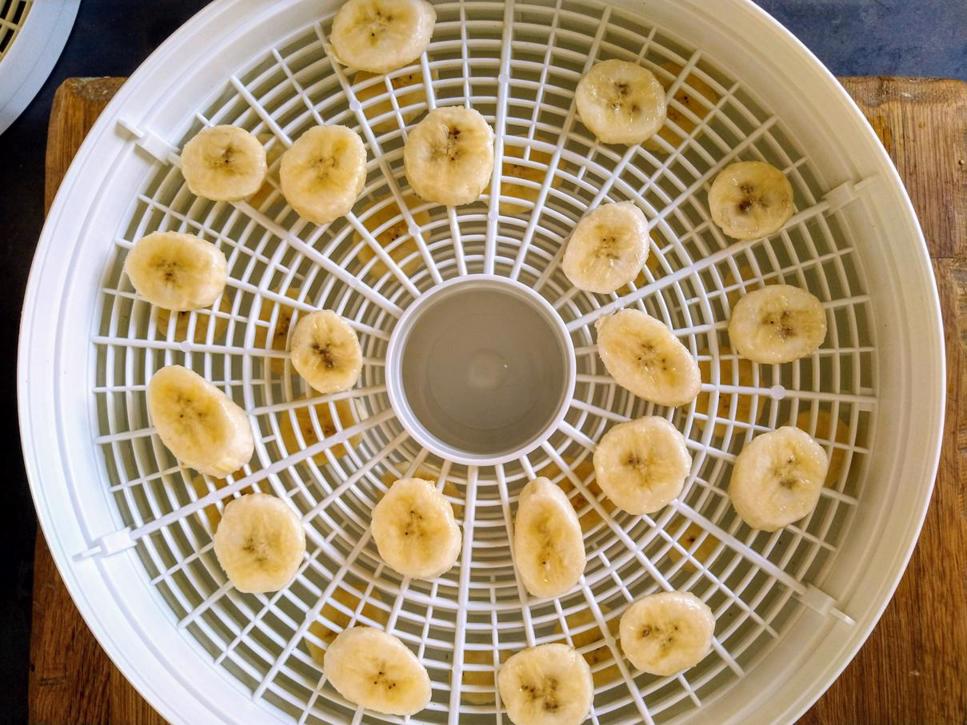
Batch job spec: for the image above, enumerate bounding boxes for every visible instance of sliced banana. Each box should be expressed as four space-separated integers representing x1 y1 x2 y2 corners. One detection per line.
147 365 254 477
728 285 827 363
330 0 436 75
280 125 367 225
371 478 461 579
403 106 495 206
575 59 667 145
180 125 267 201
619 591 715 676
513 477 586 599
289 310 363 394
323 626 432 716
126 232 227 311
729 426 829 531
596 308 701 407
497 643 593 725
708 161 794 240
212 493 306 594
593 416 692 515
377 466 464 516
562 202 650 294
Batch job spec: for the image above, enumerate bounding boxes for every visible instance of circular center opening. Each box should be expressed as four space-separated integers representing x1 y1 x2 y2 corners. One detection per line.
388 277 574 462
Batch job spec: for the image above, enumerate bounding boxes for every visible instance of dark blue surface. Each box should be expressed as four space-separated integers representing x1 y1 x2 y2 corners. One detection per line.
2 0 964 719
759 0 967 80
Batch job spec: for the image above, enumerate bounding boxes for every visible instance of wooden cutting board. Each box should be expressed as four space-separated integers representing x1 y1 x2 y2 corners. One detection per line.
28 76 967 724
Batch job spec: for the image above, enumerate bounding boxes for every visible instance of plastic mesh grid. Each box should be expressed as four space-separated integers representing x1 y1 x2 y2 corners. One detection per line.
91 1 877 722
0 0 31 58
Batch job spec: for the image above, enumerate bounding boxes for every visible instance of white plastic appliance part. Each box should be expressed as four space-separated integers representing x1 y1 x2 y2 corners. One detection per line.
0 0 79 134
18 0 945 723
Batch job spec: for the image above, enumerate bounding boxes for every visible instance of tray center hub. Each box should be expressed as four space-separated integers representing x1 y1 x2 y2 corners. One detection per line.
386 276 575 465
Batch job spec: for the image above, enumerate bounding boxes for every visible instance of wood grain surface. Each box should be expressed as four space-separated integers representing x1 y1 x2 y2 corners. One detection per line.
28 76 967 724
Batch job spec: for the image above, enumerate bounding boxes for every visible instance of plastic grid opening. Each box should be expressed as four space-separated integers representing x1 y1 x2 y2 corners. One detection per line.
91 1 877 722
0 0 31 57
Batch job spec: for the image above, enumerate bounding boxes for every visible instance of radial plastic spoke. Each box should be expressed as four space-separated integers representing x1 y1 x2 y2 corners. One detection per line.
250 385 386 415
495 464 538 646
236 202 405 316
576 577 656 725
482 0 515 276
447 466 478 723
125 409 395 542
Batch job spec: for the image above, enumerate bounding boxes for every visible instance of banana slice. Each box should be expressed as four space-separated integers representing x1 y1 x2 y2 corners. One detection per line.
593 416 692 515
330 0 436 75
289 310 363 394
280 125 368 225
212 493 306 593
708 161 794 240
403 106 495 206
180 125 267 201
513 478 586 599
619 591 715 676
147 365 254 477
728 285 827 363
371 477 461 579
323 626 432 716
125 232 227 311
596 308 702 407
575 59 667 145
562 202 650 294
729 426 829 531
497 643 593 725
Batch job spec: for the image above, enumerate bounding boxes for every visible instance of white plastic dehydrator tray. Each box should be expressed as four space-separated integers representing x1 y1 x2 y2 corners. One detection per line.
0 0 79 134
19 0 945 723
